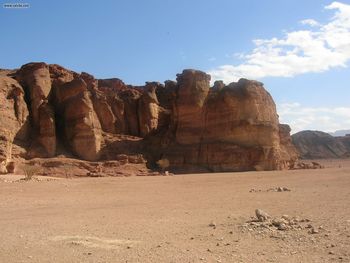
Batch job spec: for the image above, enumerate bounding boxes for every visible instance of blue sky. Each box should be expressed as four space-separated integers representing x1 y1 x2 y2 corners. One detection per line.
1 0 349 133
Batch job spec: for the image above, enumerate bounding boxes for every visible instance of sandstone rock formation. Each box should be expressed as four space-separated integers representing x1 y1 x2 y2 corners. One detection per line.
17 63 56 158
0 74 29 173
138 82 160 137
0 62 298 175
152 71 298 172
52 77 102 161
292 130 350 159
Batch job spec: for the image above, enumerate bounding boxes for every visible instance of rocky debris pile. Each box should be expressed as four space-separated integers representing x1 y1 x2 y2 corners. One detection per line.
240 209 324 235
0 63 299 176
21 157 153 178
249 186 291 193
294 161 324 169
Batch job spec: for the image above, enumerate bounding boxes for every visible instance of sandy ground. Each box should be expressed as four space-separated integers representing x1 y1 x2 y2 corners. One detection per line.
0 160 350 263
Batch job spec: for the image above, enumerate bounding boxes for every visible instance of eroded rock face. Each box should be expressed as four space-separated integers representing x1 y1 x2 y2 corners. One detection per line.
175 69 210 144
279 124 298 168
138 83 160 137
0 63 298 174
204 79 280 147
52 77 102 161
155 70 297 172
0 76 29 173
119 89 142 136
89 76 127 134
17 63 56 157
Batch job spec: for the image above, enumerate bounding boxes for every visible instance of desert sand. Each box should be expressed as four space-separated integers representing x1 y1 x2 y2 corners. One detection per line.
1 160 349 263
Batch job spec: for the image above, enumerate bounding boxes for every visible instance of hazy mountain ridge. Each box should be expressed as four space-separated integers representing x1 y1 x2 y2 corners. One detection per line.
292 130 350 159
328 129 350 137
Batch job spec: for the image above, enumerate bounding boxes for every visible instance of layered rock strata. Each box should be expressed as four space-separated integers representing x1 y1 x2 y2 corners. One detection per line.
0 63 298 174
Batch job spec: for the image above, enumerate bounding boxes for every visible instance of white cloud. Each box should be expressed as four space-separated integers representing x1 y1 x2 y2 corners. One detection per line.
208 2 350 83
277 102 350 133
300 19 320 27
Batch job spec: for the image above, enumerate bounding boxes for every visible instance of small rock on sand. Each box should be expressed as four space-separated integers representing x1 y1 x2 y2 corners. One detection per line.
255 209 270 222
209 221 217 228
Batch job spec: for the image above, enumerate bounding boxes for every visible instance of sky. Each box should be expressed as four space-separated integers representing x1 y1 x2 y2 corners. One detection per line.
1 0 349 133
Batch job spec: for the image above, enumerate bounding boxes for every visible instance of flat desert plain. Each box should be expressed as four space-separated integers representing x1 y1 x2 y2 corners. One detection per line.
1 160 350 263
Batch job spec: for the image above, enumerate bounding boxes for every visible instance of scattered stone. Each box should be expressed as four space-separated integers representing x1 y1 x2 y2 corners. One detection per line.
250 187 291 193
309 228 319 234
241 210 316 235
281 215 289 220
294 161 324 170
274 186 290 192
272 218 288 228
209 221 217 228
249 188 262 193
255 209 270 222
278 223 287 231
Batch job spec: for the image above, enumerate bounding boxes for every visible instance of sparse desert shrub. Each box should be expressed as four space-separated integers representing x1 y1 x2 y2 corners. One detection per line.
22 165 40 181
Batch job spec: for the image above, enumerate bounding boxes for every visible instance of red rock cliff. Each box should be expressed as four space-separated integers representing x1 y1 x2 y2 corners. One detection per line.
0 63 298 174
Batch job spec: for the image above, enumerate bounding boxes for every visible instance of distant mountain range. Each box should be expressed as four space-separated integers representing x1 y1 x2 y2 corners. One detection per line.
328 129 350 137
292 130 350 159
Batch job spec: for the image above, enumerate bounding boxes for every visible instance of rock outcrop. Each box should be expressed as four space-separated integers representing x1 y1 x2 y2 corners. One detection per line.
0 75 29 173
17 63 56 158
52 77 102 161
292 130 350 159
138 82 160 137
151 71 297 172
0 63 298 175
